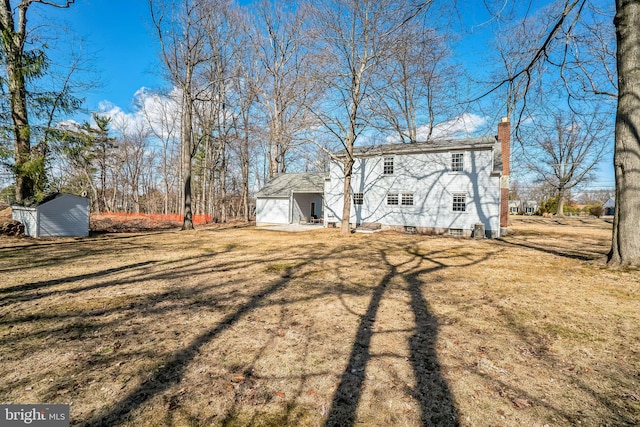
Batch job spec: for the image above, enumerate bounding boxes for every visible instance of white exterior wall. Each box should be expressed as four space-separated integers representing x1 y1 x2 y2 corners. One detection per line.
11 206 38 237
38 195 89 237
256 197 290 225
324 149 501 236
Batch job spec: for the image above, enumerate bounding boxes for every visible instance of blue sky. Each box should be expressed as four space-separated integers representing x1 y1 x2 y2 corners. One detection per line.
41 0 499 115
41 0 164 113
36 0 614 189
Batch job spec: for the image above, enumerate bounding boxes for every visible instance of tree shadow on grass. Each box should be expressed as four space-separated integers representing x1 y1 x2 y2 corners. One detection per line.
325 244 496 427
79 268 295 426
499 236 607 262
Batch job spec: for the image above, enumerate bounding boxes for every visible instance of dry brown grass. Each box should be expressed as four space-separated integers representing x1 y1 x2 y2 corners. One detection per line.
0 217 638 426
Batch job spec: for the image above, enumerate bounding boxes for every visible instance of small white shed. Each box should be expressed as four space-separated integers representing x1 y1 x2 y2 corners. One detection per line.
12 193 90 237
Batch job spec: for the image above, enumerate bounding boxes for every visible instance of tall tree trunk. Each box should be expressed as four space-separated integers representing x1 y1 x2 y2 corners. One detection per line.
609 0 640 266
220 141 227 223
340 156 354 234
6 48 32 202
556 188 565 217
242 137 250 222
181 90 194 230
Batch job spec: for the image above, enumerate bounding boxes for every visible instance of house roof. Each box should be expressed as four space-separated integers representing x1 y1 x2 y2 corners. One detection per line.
335 136 498 158
256 173 328 198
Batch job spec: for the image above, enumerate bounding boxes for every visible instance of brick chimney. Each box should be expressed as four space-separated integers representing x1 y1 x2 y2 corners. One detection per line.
498 117 510 234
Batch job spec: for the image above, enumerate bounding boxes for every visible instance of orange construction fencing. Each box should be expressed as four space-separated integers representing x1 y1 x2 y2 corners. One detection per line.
97 212 212 225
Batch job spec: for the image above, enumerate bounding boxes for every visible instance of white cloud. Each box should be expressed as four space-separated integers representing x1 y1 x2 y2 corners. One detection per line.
429 113 487 139
97 87 181 139
386 113 488 144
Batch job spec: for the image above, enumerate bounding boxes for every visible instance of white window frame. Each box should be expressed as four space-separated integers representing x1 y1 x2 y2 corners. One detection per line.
452 193 467 212
387 192 399 205
383 157 394 175
451 152 464 172
353 192 364 205
401 193 414 206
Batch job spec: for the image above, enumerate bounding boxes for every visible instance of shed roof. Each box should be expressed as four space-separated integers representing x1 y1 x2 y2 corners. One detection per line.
256 173 327 198
12 192 88 209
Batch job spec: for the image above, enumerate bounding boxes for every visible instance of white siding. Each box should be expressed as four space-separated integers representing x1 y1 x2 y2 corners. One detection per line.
38 195 89 237
325 148 501 235
11 206 38 237
256 198 290 225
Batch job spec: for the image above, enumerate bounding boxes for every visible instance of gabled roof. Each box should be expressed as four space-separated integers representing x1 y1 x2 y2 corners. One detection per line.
11 192 87 208
256 173 327 198
335 136 498 158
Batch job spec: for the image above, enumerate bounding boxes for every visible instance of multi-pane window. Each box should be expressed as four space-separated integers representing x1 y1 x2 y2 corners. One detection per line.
401 193 414 206
353 192 363 205
387 193 399 205
387 192 413 206
452 193 466 212
383 157 394 175
451 152 464 171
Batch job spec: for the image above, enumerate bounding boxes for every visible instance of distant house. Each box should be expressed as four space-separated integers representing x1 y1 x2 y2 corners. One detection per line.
255 119 510 238
509 200 539 215
509 200 520 215
11 193 90 237
603 197 615 216
255 173 327 225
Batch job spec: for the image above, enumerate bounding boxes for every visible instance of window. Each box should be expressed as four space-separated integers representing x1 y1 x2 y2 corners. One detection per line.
353 192 363 205
452 193 466 212
401 193 414 206
451 152 464 172
387 193 399 205
383 157 394 175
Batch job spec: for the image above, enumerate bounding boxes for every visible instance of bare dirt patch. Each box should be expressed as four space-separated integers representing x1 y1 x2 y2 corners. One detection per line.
0 218 638 426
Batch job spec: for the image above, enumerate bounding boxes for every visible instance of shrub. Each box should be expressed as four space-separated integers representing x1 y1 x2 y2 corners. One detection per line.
589 205 603 218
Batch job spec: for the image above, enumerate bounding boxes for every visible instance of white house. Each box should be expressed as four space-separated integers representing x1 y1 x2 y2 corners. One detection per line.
255 173 326 225
255 119 510 237
11 193 90 237
509 200 539 215
325 119 510 237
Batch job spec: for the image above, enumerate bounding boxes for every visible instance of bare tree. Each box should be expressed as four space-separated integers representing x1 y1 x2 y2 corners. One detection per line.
519 110 609 216
610 0 640 265
371 22 458 143
484 0 640 265
252 0 315 178
112 116 150 214
140 89 181 214
232 21 259 222
195 0 241 221
150 0 216 229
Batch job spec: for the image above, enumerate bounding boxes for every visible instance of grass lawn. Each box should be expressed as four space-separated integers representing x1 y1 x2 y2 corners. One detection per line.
0 218 638 426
